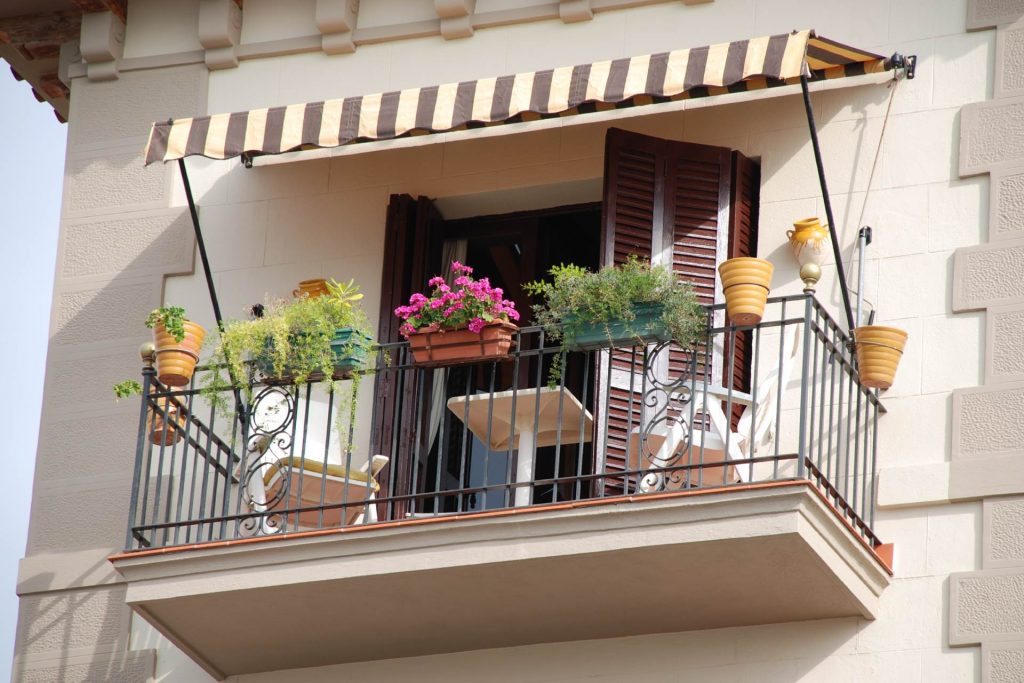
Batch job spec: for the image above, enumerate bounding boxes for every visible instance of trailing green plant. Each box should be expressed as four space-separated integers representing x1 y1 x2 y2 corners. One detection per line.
524 257 705 384
201 279 375 452
113 380 143 401
146 306 188 342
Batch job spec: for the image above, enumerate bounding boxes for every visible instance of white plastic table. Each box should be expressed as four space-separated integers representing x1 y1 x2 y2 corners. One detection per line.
447 386 593 507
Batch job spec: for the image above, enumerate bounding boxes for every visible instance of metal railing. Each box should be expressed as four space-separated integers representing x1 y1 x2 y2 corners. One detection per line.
124 294 885 551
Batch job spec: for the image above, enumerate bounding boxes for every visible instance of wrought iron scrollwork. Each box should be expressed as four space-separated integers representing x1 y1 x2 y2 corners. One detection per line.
635 341 696 493
238 385 296 536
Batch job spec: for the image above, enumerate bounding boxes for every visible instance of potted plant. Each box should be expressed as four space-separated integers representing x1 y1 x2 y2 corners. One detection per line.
395 261 520 365
149 306 206 386
113 380 184 446
524 257 705 352
853 325 908 389
718 257 774 326
205 278 374 394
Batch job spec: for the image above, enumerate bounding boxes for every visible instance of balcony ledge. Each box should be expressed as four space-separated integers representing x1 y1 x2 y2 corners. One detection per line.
111 481 890 680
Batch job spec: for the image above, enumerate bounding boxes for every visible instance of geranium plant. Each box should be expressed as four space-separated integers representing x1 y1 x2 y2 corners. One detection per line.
395 261 520 337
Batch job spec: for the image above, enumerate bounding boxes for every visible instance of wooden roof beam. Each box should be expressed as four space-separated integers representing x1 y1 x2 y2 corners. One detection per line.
70 0 127 24
0 10 81 46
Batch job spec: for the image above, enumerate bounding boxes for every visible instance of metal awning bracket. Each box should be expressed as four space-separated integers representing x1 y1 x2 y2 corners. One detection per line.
888 53 916 80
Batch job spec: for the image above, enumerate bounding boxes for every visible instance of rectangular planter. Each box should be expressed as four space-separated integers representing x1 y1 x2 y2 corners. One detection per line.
258 327 373 382
408 321 517 365
569 303 670 350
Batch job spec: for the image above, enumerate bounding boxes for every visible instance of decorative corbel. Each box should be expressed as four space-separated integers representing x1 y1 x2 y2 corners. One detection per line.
315 0 359 55
79 10 124 81
559 0 592 23
199 0 242 70
434 0 475 40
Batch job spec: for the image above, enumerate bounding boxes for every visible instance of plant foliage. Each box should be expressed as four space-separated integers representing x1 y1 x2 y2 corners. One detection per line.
394 261 520 337
146 306 188 343
112 380 143 400
524 257 705 350
201 279 375 449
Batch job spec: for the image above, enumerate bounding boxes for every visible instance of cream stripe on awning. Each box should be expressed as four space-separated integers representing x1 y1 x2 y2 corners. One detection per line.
145 29 892 164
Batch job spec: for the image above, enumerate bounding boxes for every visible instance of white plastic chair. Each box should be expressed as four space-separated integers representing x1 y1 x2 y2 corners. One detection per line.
630 328 801 491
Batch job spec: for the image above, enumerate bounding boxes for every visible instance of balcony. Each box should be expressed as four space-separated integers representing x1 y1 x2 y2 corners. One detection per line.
110 295 892 679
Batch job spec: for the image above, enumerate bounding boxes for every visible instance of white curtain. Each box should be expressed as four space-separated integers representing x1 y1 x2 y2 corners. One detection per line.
426 238 468 454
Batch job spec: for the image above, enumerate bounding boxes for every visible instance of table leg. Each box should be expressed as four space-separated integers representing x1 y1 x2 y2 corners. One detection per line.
514 424 535 507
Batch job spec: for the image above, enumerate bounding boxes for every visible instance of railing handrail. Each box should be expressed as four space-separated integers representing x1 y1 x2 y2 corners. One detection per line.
125 294 884 552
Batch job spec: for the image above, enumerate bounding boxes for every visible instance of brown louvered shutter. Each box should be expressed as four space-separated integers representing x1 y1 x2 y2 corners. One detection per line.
373 194 441 518
599 128 737 494
724 152 761 428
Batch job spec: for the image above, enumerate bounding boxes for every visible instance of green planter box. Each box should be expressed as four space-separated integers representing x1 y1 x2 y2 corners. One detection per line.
329 327 373 375
257 327 373 380
568 303 670 351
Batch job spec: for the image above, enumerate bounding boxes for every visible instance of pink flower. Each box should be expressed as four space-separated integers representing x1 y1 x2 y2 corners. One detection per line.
450 261 473 274
505 308 521 321
454 276 471 286
430 299 445 309
410 293 428 305
399 323 416 337
467 317 486 334
428 276 445 287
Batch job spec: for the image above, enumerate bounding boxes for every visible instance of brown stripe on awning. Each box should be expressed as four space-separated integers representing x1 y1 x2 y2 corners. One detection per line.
144 29 893 164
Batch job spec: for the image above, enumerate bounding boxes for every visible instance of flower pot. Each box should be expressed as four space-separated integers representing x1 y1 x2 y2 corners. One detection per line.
718 257 773 326
569 302 671 350
408 321 517 365
787 217 830 267
153 321 206 387
293 278 329 299
854 325 908 389
148 397 184 446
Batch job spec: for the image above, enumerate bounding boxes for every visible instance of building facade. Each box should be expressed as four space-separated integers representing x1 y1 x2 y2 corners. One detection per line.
6 0 1024 680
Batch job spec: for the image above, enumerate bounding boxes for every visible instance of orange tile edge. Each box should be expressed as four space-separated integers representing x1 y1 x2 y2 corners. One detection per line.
109 479 892 575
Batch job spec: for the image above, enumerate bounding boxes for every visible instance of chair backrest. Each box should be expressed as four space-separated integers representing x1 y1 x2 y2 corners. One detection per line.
735 327 801 456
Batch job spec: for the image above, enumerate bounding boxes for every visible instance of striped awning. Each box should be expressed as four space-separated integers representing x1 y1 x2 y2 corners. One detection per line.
144 30 890 165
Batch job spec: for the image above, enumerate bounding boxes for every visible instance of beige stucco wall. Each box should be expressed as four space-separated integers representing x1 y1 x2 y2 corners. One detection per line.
15 0 1021 680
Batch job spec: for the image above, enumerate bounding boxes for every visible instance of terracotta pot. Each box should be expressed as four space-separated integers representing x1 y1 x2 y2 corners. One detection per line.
293 278 329 299
854 325 908 389
718 257 774 326
153 321 206 387
407 321 517 365
787 217 830 267
148 397 184 446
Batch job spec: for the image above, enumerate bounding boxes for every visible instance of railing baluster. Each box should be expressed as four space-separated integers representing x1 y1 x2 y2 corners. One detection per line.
122 301 886 552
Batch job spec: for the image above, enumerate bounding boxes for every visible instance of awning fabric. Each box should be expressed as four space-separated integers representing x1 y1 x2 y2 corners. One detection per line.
144 30 889 165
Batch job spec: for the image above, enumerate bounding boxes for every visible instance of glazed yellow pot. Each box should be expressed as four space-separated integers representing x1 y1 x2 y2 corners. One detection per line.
153 321 206 387
718 257 774 326
854 325 908 390
293 278 330 299
788 217 830 267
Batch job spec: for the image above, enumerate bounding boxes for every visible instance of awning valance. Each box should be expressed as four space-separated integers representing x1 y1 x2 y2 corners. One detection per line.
144 30 890 165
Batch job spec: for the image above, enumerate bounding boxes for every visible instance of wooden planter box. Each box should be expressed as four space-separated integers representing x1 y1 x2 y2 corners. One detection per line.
408 321 517 365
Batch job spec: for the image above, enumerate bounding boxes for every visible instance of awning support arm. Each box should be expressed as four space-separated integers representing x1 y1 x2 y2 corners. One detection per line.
178 158 224 326
799 74 856 334
177 157 249 425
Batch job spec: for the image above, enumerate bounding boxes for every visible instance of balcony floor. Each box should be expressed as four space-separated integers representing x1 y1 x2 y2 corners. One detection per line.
111 481 891 680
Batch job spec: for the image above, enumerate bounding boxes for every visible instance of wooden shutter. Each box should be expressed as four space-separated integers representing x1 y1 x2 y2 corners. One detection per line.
599 128 742 494
725 152 761 428
372 194 441 518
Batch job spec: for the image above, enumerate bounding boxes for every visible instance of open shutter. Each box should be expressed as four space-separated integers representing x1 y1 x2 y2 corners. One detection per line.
724 152 761 428
372 194 441 518
599 128 738 494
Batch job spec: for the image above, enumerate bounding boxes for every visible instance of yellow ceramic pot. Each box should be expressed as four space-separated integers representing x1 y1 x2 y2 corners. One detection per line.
787 217 830 267
854 325 908 390
293 278 330 299
153 321 206 387
718 257 773 326
148 397 184 446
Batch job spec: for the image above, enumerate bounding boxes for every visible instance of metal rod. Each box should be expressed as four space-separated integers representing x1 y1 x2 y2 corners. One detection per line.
855 226 872 328
799 76 856 334
177 158 224 326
